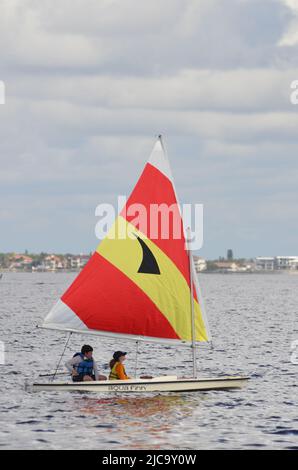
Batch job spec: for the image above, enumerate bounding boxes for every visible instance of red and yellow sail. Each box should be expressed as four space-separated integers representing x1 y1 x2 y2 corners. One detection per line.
42 138 211 344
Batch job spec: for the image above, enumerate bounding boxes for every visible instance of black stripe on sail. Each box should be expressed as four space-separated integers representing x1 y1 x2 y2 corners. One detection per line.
134 234 161 275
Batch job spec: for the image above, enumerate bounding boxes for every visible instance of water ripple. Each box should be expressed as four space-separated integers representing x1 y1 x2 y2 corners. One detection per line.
1 272 297 449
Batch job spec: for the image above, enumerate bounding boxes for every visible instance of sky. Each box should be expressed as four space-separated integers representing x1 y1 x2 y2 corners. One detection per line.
0 0 298 259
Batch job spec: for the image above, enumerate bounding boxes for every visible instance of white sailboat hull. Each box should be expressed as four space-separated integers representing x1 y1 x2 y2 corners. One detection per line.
32 375 249 393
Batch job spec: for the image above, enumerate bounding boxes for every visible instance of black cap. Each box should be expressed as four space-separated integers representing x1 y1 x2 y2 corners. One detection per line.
113 351 127 361
81 345 93 354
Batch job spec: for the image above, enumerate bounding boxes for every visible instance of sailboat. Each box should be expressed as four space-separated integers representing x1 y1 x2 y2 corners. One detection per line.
32 136 248 393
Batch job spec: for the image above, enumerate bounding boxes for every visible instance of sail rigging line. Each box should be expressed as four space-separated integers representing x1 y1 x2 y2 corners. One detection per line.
134 341 139 378
188 249 213 349
192 255 213 344
187 228 197 378
39 372 67 377
51 332 72 382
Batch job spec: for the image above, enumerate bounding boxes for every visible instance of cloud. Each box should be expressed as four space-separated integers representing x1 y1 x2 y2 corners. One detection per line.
5 68 298 114
279 0 298 45
0 0 292 73
0 0 298 257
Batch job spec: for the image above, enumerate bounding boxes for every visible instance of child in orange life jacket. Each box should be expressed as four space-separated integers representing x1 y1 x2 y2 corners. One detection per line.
109 351 130 380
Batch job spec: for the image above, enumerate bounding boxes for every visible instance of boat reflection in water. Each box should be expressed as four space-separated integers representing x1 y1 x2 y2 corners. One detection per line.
74 394 206 449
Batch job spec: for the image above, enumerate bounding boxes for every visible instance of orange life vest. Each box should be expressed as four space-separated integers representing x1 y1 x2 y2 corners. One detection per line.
109 361 128 380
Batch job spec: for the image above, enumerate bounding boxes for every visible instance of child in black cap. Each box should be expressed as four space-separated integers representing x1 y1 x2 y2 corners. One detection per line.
109 351 130 380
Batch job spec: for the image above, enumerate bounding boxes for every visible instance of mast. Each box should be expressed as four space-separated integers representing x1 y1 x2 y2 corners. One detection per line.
187 227 197 378
134 341 139 378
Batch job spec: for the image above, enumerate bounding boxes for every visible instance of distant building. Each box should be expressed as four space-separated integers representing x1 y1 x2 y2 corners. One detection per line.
4 252 92 272
255 256 298 271
44 255 62 270
213 261 238 272
289 258 298 270
209 260 253 272
9 254 33 270
255 257 275 271
69 254 90 270
70 257 80 269
193 256 207 272
274 256 298 270
19 256 33 266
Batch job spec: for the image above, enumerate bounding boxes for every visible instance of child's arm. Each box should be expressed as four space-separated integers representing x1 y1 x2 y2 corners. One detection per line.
116 363 130 380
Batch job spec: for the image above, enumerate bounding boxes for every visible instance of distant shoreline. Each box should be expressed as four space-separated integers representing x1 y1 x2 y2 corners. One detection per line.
1 252 298 274
1 269 297 275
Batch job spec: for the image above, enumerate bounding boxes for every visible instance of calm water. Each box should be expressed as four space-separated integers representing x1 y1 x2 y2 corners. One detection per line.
0 272 297 450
